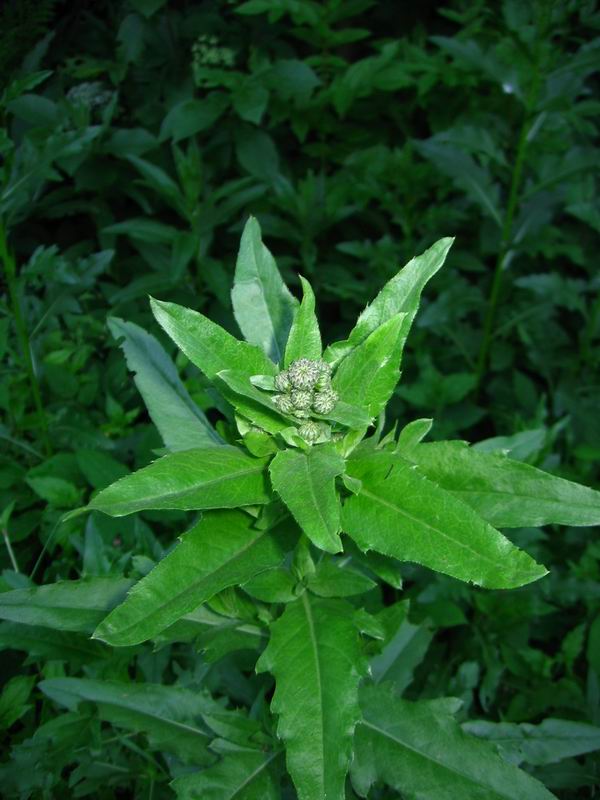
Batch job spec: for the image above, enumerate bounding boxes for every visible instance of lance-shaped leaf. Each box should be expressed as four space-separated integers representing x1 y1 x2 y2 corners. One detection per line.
284 276 322 366
400 440 600 528
150 297 276 383
88 446 270 517
93 510 292 646
324 237 454 365
216 369 291 434
0 623 110 664
342 452 547 589
352 684 556 800
108 317 222 451
256 594 367 800
269 444 346 553
462 717 600 767
0 577 133 633
332 313 410 416
40 678 217 765
231 216 297 362
172 749 281 799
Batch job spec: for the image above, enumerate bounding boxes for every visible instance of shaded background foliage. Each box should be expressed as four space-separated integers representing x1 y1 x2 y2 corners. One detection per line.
1 0 599 797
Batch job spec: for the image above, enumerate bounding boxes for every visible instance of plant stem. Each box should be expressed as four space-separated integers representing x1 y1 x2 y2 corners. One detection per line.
475 1 552 388
0 221 52 456
2 527 19 572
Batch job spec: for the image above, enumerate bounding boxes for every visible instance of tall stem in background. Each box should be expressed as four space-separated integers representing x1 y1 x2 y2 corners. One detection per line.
475 2 553 388
0 222 52 456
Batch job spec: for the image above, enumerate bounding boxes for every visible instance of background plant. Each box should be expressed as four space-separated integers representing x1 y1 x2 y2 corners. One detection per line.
1 0 600 797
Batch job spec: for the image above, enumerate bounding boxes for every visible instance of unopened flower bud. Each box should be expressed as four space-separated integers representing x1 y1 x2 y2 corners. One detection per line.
291 389 312 410
298 421 321 444
274 370 291 392
293 408 311 419
288 358 321 389
273 394 295 415
313 388 338 415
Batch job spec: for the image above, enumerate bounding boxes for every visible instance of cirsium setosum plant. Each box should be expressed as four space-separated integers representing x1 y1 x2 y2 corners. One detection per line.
41 218 600 798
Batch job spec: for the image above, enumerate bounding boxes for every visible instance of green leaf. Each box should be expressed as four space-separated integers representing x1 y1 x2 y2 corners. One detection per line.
332 313 410 415
231 216 297 362
269 444 346 553
0 623 110 664
40 678 216 764
342 452 547 589
324 237 454 365
352 684 557 799
88 447 270 517
159 95 229 143
108 317 222 451
150 297 276 382
256 594 366 800
0 577 133 633
93 510 292 646
172 749 281 799
462 718 600 767
76 449 129 489
284 276 322 366
216 370 291 434
0 675 36 730
401 441 600 528
307 558 376 597
103 218 180 244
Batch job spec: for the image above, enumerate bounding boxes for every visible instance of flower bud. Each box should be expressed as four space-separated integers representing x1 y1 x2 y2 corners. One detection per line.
293 408 311 419
298 421 321 443
273 394 295 415
291 389 313 410
313 388 338 415
274 370 291 392
288 358 321 389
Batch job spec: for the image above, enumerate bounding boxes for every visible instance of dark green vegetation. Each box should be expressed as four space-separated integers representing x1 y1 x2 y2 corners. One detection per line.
1 1 599 798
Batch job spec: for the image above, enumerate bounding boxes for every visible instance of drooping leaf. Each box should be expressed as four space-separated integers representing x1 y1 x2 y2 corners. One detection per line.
400 441 600 528
284 276 322 366
332 313 410 415
172 749 281 799
324 237 454 365
150 297 276 383
0 577 133 633
40 678 216 764
342 452 547 589
108 317 222 451
269 444 346 553
231 216 297 362
93 510 293 646
462 717 600 767
352 684 557 799
256 594 366 800
88 447 270 517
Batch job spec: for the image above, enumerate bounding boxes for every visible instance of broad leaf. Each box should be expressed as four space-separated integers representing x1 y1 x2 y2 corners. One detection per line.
401 441 600 528
108 317 222 451
332 313 410 415
306 558 376 597
324 237 454 365
231 216 297 362
172 749 281 799
40 678 216 765
0 577 133 633
342 452 547 589
150 297 276 383
93 510 292 646
88 446 270 516
269 444 346 553
463 717 600 767
284 276 321 366
352 684 556 799
257 594 366 800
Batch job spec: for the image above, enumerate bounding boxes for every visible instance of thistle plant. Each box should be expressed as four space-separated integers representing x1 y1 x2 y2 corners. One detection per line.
49 217 600 799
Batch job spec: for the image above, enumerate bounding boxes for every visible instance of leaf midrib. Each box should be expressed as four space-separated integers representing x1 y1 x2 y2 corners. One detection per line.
302 592 326 794
362 719 518 799
227 750 281 799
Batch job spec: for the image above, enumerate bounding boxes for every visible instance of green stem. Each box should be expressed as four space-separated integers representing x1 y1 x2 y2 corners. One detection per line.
2 527 19 572
0 222 52 456
475 1 552 388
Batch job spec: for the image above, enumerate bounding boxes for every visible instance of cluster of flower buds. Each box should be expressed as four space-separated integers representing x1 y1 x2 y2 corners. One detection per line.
273 358 338 420
66 82 113 109
192 34 235 72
